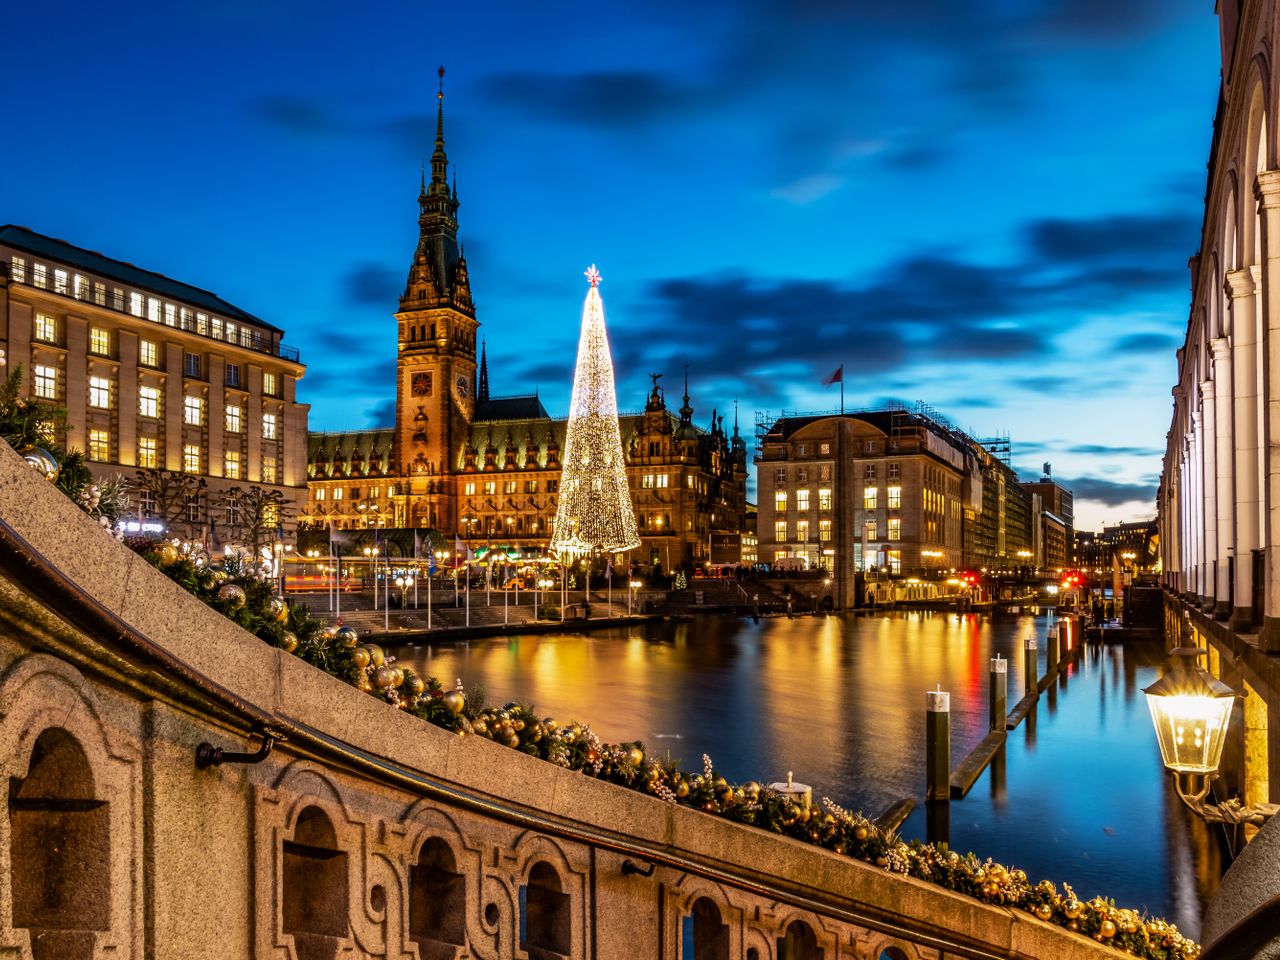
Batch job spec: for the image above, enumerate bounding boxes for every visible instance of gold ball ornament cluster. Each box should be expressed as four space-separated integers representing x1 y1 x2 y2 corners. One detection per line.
216 583 246 610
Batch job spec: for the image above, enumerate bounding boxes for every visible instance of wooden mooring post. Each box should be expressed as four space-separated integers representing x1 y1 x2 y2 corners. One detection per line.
926 686 950 802
989 655 1007 731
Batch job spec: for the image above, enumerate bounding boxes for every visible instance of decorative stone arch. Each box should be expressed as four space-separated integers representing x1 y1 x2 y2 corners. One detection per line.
663 874 748 959
254 760 380 959
852 931 941 960
1239 64 1270 265
764 905 844 960
399 801 488 959
0 652 142 960
501 831 589 960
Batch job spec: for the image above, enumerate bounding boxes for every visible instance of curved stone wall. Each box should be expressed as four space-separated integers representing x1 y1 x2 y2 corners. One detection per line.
0 443 1115 959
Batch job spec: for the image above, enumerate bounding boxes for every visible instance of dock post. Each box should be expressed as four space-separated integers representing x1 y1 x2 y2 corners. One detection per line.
926 686 950 802
1056 620 1067 668
1024 636 1037 697
1045 621 1059 675
989 655 1007 731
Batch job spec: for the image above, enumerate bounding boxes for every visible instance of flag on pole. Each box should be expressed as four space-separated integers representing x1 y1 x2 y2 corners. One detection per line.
604 559 613 581
822 365 844 386
428 551 438 577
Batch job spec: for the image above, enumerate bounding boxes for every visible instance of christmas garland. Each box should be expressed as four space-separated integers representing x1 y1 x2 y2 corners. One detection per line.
2 411 1199 960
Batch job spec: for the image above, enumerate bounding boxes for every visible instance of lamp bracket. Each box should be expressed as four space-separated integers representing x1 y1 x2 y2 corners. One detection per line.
1172 772 1280 826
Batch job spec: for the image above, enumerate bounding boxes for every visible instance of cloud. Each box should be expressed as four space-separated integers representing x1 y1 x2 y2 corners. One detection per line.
1027 213 1200 269
253 95 341 135
348 264 401 307
1061 475 1158 507
1111 332 1182 354
364 398 397 428
482 70 690 129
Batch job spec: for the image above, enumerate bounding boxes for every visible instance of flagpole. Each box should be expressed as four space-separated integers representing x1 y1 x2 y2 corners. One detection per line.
427 565 432 630
466 563 471 628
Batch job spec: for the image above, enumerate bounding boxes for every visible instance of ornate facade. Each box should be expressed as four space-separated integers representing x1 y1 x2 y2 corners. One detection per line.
301 85 747 568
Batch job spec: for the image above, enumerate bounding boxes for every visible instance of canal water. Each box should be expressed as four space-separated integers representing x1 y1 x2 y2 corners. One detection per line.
391 611 1219 936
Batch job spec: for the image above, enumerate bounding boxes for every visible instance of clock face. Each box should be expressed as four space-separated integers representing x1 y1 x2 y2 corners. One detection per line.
452 374 474 419
456 375 469 397
412 372 431 397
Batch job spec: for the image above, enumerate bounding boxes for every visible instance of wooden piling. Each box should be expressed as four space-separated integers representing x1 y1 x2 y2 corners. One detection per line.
989 655 1007 731
926 687 950 802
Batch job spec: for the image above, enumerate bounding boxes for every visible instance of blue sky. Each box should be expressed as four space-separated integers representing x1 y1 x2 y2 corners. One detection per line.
2 1 1218 529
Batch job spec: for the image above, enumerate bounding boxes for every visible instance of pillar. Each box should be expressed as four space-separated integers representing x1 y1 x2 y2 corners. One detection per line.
1212 337 1235 618
1255 171 1280 648
1200 381 1219 612
1227 266 1261 630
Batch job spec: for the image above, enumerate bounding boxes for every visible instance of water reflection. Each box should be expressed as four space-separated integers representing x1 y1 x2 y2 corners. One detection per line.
392 611 1214 935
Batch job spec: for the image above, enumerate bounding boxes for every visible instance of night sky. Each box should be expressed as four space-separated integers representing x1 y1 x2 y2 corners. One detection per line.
2 1 1217 530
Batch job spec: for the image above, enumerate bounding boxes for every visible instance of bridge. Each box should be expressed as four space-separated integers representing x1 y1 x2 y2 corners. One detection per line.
0 445 1122 960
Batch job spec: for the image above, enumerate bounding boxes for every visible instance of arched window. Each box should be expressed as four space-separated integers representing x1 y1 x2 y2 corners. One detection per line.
681 897 728 960
778 920 823 960
409 838 465 959
283 806 348 960
520 861 570 958
879 947 911 960
8 728 109 960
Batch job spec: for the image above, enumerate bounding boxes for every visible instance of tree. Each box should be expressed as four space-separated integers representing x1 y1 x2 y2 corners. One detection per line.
131 469 207 538
220 486 291 556
550 265 640 557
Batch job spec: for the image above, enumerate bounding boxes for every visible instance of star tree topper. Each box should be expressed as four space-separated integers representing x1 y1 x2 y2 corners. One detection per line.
585 264 602 287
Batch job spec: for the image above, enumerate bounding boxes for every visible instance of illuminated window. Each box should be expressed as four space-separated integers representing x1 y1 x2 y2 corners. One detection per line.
819 464 831 481
138 437 157 469
53 269 68 294
89 327 110 355
129 292 144 316
865 519 878 540
33 365 57 400
184 352 201 378
819 442 830 456
185 495 202 522
887 549 902 574
504 480 517 494
483 481 496 496
164 303 176 327
887 518 901 541
819 519 832 542
183 444 201 473
888 462 900 479
93 282 106 305
864 487 878 510
464 482 476 496
32 263 47 288
818 488 832 510
147 297 160 322
797 519 810 542
73 274 86 299
263 372 278 396
184 395 204 426
87 429 110 461
140 340 158 366
315 488 326 501
226 363 241 389
796 489 810 511
774 520 787 542
888 486 902 509
333 487 344 500
9 256 25 282
224 499 241 525
88 376 112 409
262 412 278 439
525 480 537 493
224 450 241 479
140 384 161 417
33 313 56 343
774 491 788 512
225 405 242 432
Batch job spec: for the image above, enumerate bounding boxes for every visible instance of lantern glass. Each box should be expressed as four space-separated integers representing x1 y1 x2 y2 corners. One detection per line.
1144 690 1234 774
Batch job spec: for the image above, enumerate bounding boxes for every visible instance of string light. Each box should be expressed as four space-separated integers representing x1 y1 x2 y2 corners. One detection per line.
551 265 640 557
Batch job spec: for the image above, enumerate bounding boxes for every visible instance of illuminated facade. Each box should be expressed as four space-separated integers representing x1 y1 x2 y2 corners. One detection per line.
0 225 309 543
301 86 747 567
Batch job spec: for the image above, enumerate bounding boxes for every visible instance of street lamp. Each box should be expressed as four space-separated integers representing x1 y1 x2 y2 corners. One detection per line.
1144 648 1278 825
628 578 641 616
394 574 414 607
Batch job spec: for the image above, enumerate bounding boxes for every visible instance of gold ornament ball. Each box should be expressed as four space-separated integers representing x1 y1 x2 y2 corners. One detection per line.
675 780 690 799
392 667 405 688
471 719 488 736
1035 903 1053 921
627 746 644 767
854 825 869 842
217 583 246 610
352 646 372 669
404 675 425 697
365 644 385 667
335 626 359 648
1064 900 1083 920
505 734 521 749
268 596 288 623
442 690 466 715
742 780 761 801
1099 920 1117 939
22 447 59 481
281 631 299 654
373 666 396 689
157 543 181 566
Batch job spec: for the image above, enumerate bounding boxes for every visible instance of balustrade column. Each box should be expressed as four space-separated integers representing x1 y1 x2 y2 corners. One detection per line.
1191 410 1205 603
1255 171 1280 647
1201 381 1219 612
1227 266 1261 630
1212 337 1235 618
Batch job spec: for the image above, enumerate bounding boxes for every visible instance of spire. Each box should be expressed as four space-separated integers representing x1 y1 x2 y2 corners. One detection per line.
430 66 448 191
478 339 490 402
679 363 693 423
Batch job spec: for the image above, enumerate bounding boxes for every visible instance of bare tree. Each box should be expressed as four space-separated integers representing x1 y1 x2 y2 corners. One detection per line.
131 469 207 538
220 486 291 555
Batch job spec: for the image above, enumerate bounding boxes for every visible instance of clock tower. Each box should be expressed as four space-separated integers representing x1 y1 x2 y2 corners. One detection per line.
394 68 478 530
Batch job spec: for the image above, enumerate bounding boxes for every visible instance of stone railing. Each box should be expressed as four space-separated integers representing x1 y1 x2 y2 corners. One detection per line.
0 442 1119 960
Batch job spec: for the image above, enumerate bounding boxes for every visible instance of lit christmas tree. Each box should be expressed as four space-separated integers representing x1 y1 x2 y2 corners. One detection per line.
551 265 641 557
